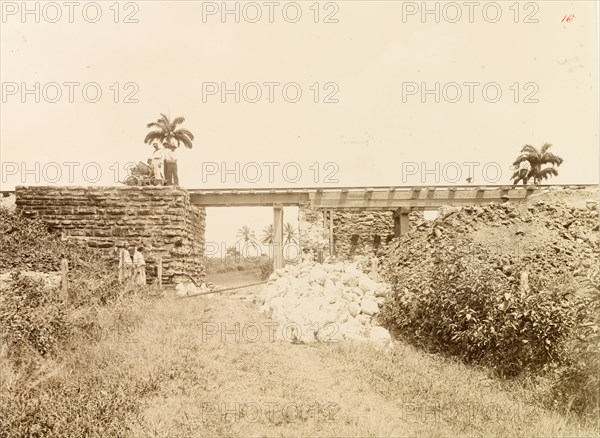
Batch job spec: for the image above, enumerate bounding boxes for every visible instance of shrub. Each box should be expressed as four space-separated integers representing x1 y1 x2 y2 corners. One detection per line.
380 245 577 376
550 269 600 420
0 348 142 437
0 207 122 308
259 258 274 280
0 273 68 359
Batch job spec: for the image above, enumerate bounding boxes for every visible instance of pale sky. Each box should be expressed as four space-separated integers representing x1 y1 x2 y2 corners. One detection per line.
1 0 598 249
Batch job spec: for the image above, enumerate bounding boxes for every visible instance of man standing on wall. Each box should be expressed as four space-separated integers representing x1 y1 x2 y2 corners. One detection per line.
163 142 179 186
152 142 165 185
151 142 165 185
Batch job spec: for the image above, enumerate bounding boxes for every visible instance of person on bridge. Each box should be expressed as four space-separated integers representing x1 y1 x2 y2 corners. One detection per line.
163 142 179 186
513 158 531 185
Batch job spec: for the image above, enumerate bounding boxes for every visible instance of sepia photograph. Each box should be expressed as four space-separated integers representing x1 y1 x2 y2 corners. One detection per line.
0 1 599 436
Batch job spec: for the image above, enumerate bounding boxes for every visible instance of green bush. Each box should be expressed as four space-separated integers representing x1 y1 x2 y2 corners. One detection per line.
259 258 274 280
550 270 600 420
380 245 577 376
0 273 68 359
205 255 264 274
1 207 124 308
0 349 142 437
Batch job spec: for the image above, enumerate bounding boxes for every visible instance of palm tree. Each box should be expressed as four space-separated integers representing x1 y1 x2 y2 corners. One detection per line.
511 143 563 185
261 224 274 245
237 226 256 244
144 113 194 149
226 246 240 257
284 223 298 244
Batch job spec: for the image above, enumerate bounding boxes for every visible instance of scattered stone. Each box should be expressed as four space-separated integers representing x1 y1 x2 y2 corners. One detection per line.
360 298 380 316
309 267 328 285
347 302 361 317
259 260 391 344
369 326 392 344
358 275 378 293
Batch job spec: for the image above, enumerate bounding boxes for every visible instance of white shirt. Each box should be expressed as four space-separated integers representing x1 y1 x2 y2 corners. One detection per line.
519 160 531 171
122 249 133 265
133 250 145 266
163 147 177 162
152 148 164 162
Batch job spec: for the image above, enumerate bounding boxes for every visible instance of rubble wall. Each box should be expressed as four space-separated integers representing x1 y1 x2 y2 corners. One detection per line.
15 186 206 284
298 205 395 259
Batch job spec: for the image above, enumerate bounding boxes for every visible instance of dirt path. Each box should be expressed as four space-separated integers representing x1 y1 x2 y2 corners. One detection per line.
124 286 411 436
116 279 595 437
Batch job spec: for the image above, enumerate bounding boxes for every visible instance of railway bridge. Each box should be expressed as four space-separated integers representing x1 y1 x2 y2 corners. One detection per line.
5 184 594 272
187 184 562 269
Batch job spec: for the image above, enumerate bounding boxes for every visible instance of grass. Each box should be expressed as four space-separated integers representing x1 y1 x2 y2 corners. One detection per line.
2 283 598 437
205 256 268 275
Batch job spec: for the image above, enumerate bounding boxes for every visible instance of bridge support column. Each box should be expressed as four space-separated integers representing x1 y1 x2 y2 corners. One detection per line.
273 205 284 270
394 207 411 237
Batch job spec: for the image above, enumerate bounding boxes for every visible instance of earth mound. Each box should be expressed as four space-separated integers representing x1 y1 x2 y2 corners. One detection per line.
382 186 599 288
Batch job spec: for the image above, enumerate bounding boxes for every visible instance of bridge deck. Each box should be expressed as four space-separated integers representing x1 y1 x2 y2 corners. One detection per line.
3 184 595 209
187 184 595 209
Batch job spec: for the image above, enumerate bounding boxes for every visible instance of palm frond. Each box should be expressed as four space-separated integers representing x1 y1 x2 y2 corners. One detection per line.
261 224 274 244
512 155 531 167
538 167 559 180
540 152 563 167
146 121 165 129
170 117 185 130
540 143 553 154
144 131 164 144
520 144 538 155
177 136 193 149
174 128 195 141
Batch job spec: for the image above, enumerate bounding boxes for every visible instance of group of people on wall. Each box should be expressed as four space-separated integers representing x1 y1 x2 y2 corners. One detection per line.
149 142 179 185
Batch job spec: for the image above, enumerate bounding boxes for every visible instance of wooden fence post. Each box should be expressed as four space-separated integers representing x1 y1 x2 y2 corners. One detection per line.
60 258 69 302
157 256 163 289
118 249 124 283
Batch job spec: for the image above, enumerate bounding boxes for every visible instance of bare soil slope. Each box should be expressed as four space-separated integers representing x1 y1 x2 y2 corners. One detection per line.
384 186 599 286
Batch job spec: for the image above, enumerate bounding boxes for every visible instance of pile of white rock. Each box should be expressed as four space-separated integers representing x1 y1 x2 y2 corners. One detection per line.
175 281 212 297
259 260 393 346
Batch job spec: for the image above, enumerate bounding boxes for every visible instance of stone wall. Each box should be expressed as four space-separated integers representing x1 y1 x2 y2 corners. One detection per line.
298 203 330 256
298 205 395 260
332 211 395 258
15 186 206 284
